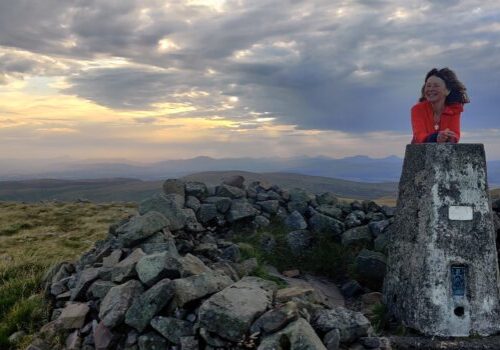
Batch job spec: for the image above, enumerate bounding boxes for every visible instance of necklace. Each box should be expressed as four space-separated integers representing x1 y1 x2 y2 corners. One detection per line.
434 123 439 131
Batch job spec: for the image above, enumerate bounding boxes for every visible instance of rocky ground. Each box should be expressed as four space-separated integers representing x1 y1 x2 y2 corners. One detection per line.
24 176 500 349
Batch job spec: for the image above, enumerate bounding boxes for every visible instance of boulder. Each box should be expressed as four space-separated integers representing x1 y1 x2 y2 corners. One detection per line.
125 279 175 332
137 332 168 350
355 249 386 289
99 280 143 328
150 316 194 344
284 210 307 230
341 225 372 247
139 193 187 231
172 271 233 307
87 280 116 300
217 184 246 199
58 303 89 329
258 200 280 215
185 196 201 212
222 175 245 189
316 204 343 219
135 251 181 286
162 179 185 198
250 301 300 335
309 213 344 236
203 196 232 213
198 277 277 342
258 318 326 350
115 212 169 247
227 199 259 222
312 307 371 343
368 220 390 237
197 203 218 224
317 192 339 206
70 267 100 301
185 181 208 199
345 210 366 228
111 249 146 283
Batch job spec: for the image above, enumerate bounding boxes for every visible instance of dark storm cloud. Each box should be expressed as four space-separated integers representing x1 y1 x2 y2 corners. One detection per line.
1 0 499 132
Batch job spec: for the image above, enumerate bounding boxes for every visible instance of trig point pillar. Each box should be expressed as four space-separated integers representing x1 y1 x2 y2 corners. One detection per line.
383 144 500 336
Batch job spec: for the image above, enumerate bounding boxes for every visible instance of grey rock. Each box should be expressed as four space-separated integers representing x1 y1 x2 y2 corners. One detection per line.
317 204 343 219
116 212 169 247
258 318 327 350
254 215 271 229
317 192 339 206
258 200 280 214
355 249 386 289
58 303 89 329
199 327 232 348
234 257 259 277
150 316 194 344
221 244 241 262
139 193 187 231
227 199 259 222
198 276 277 342
287 201 309 216
210 261 240 282
340 280 363 297
250 301 300 335
287 230 313 255
360 337 381 349
125 279 175 332
312 307 371 343
381 205 395 217
65 330 81 350
260 233 276 253
102 250 123 268
285 210 307 230
351 201 363 211
198 204 218 224
185 181 208 199
345 210 366 228
71 267 100 301
135 251 181 286
217 184 246 199
180 336 199 350
172 271 233 307
184 208 205 232
87 280 116 300
185 195 201 212
99 280 144 328
194 242 221 260
341 225 372 247
309 213 345 236
203 196 232 213
93 321 114 350
222 175 245 188
374 233 389 254
366 211 386 222
368 220 390 237
362 200 381 213
162 179 185 197
324 328 340 350
137 332 168 350
111 248 146 283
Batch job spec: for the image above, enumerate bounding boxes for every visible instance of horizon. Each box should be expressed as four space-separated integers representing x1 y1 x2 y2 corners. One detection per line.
2 1 500 160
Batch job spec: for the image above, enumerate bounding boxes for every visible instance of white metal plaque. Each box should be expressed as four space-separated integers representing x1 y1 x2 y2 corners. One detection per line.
449 206 473 221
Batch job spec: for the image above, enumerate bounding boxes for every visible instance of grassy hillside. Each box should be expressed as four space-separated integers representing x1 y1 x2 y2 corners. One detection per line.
0 173 398 203
0 201 136 349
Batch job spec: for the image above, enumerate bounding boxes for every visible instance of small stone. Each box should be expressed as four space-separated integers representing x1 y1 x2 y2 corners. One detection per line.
282 269 300 278
58 303 89 329
323 328 340 350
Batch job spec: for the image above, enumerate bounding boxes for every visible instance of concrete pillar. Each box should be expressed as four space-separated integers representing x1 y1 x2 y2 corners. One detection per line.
383 144 500 336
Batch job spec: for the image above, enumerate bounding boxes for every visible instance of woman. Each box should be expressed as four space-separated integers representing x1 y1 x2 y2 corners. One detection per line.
411 68 470 144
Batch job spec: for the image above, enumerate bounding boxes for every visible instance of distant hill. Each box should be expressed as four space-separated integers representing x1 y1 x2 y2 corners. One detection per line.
0 172 398 203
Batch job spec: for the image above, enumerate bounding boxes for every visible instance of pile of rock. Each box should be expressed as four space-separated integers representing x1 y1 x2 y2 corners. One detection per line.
29 176 394 350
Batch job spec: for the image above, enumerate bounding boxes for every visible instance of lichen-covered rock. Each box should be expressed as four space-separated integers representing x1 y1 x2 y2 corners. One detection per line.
150 316 194 344
115 212 169 247
217 184 246 199
309 213 344 236
316 204 343 219
258 318 326 350
258 200 280 214
341 225 372 247
137 332 168 350
227 199 258 222
99 280 143 328
204 196 233 213
139 193 187 231
284 210 307 230
125 279 175 332
198 277 277 342
185 181 208 199
172 271 233 307
312 307 371 343
111 249 146 283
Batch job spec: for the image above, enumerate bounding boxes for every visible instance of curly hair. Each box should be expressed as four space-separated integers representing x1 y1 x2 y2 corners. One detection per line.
419 67 470 104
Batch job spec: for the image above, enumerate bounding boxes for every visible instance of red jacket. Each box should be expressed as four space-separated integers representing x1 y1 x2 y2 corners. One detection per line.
411 101 463 143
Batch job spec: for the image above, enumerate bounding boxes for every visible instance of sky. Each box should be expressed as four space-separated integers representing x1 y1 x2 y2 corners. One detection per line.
1 0 500 162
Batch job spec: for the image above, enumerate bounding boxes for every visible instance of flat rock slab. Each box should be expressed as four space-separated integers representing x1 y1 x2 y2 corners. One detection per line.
198 276 277 342
390 336 500 350
58 303 89 329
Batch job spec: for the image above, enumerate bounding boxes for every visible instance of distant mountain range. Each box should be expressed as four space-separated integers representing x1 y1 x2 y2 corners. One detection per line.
0 155 407 182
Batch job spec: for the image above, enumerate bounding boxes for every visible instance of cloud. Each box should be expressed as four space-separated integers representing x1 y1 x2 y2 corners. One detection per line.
1 0 500 138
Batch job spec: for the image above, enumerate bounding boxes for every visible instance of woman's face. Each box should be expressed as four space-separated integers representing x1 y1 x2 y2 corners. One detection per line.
424 75 449 104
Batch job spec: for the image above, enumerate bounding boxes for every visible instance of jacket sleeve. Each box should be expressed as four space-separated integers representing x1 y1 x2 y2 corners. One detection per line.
411 105 429 143
447 104 462 143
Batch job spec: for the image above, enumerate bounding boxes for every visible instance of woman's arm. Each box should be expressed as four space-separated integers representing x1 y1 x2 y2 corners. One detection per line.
411 105 431 143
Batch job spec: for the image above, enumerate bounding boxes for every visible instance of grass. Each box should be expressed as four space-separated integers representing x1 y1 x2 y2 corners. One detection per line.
234 220 363 282
0 201 136 349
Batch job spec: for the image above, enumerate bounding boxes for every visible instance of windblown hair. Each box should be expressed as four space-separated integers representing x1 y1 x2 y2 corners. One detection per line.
419 67 470 104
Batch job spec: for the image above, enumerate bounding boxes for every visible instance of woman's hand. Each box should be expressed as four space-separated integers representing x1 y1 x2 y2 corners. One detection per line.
437 128 457 143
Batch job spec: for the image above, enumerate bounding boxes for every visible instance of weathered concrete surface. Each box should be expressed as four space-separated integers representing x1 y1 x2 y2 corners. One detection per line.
384 144 500 336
